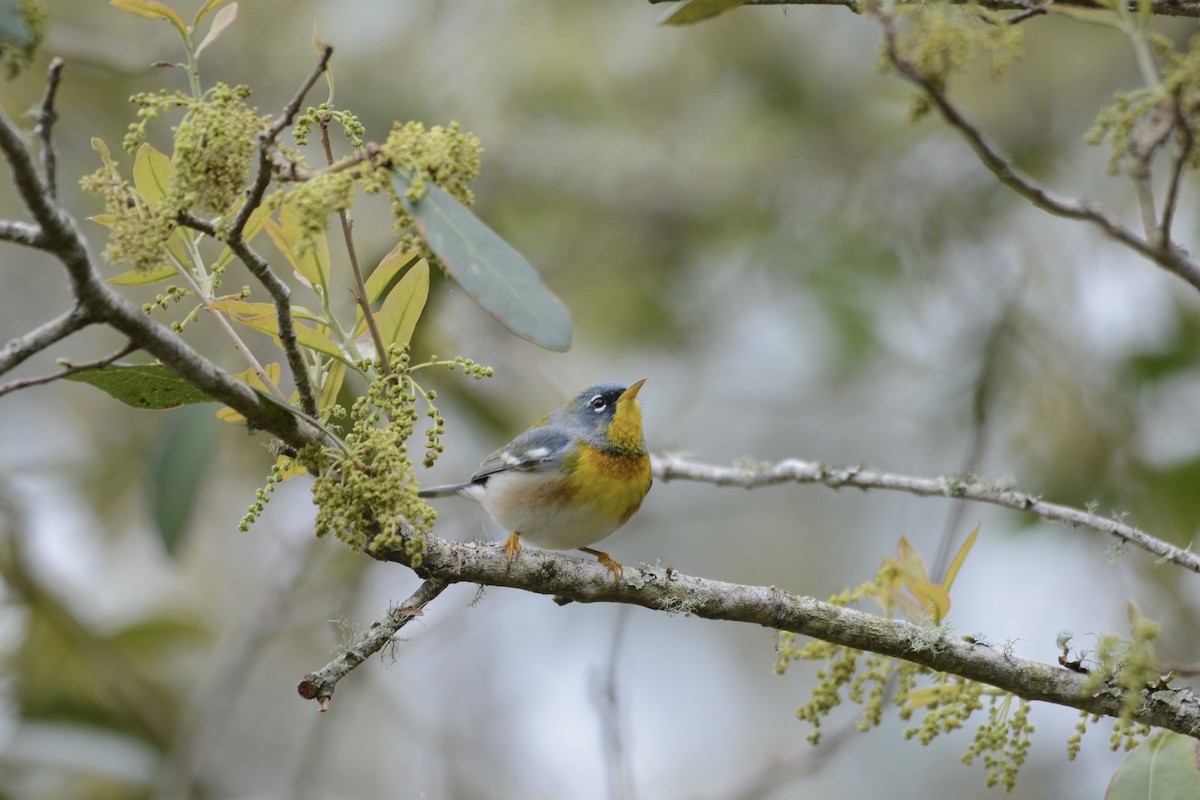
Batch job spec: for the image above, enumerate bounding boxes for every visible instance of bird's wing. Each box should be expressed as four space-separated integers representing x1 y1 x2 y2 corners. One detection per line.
471 426 574 481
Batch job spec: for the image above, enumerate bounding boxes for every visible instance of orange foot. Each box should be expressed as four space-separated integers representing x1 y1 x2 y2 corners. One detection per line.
502 532 522 569
580 547 623 584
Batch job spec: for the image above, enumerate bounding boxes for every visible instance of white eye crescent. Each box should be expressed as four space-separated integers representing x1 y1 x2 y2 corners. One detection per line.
589 395 606 413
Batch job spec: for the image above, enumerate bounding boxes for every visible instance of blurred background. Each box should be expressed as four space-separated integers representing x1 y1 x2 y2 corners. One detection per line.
2 1 1199 798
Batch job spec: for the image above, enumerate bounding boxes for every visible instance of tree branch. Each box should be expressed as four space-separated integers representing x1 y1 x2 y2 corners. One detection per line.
297 577 447 709
0 305 94 375
652 454 1200 574
360 532 1200 739
0 103 323 449
230 44 333 237
874 9 1200 293
648 0 1200 19
177 212 318 416
0 340 138 398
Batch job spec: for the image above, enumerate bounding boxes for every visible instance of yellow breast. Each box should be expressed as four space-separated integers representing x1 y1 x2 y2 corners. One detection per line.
569 443 652 526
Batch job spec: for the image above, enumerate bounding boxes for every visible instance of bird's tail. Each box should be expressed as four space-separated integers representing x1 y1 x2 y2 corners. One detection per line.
417 482 474 498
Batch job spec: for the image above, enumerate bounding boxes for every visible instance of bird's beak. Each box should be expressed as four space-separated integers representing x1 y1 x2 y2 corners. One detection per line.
619 378 647 402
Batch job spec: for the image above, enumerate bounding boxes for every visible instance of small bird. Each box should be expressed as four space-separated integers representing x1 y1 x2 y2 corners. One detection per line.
419 380 652 581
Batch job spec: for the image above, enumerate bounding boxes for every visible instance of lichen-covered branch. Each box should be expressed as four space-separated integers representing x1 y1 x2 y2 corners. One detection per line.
359 532 1200 738
652 455 1200 574
34 58 64 199
647 0 1200 19
297 578 447 709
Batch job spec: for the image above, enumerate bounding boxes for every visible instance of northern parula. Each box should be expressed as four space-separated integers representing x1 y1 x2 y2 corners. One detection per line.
419 379 651 580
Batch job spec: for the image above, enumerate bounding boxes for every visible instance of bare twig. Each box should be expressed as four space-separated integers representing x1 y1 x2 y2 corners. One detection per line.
213 46 334 418
34 58 64 200
931 299 1014 581
0 305 93 376
652 454 1200 574
319 119 389 374
1159 96 1194 247
176 212 318 415
1127 105 1174 241
297 577 447 709
593 606 635 800
231 44 334 237
0 340 137 398
875 10 1200 292
364 532 1200 740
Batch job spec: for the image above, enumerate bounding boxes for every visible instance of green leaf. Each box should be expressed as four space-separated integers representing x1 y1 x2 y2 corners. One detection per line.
375 258 429 349
193 0 228 26
211 299 349 363
659 0 747 25
132 143 175 207
363 243 421 311
1107 731 1200 800
147 406 221 556
264 204 331 296
941 523 979 594
194 1 236 57
131 143 192 267
108 265 176 286
319 359 346 419
0 0 32 47
111 0 188 39
65 363 217 409
392 169 573 352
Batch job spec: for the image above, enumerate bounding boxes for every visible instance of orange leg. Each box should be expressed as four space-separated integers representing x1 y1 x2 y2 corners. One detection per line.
580 547 623 584
502 531 522 568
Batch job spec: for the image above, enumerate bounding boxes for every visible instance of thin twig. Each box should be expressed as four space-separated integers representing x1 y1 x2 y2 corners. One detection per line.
1127 104 1174 241
0 340 138 398
875 9 1200 292
231 44 334 237
1159 95 1193 247
646 0 1200 19
652 454 1200 574
0 62 323 449
319 119 389 374
931 302 1013 582
297 577 447 710
594 606 635 800
34 58 64 200
177 212 319 415
0 305 93 376
162 232 288 401
214 45 334 417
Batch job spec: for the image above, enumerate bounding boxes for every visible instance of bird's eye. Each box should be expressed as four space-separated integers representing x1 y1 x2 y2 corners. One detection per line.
589 395 607 412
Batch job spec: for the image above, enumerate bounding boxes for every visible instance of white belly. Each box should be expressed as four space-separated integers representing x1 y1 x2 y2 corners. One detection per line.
477 471 627 551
